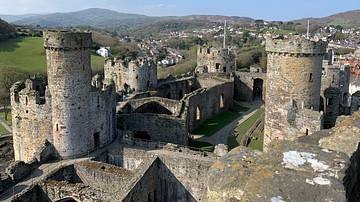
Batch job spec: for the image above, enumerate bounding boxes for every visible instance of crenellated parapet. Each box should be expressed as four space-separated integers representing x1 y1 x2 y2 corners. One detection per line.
43 30 92 51
265 36 327 56
104 57 157 93
196 46 236 75
10 76 52 162
264 36 327 151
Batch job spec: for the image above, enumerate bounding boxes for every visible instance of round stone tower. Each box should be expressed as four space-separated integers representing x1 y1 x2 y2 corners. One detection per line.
44 31 92 158
264 36 327 149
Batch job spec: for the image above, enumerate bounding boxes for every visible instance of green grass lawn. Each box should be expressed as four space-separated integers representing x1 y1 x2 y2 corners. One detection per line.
0 36 105 81
188 140 214 152
227 107 265 150
192 111 241 137
247 131 263 151
0 111 12 126
0 36 46 73
0 124 8 135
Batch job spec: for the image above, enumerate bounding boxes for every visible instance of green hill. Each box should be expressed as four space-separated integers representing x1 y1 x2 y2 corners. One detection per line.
0 36 105 89
292 10 360 28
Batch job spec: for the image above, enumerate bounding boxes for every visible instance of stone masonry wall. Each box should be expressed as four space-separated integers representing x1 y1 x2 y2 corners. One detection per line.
186 77 234 131
11 80 52 163
44 31 93 158
234 72 266 101
196 47 236 75
118 114 187 145
264 36 326 149
104 57 157 93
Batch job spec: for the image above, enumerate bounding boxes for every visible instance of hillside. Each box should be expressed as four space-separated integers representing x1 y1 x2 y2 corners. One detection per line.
12 8 254 33
293 9 360 28
14 8 159 29
0 14 39 22
0 18 16 41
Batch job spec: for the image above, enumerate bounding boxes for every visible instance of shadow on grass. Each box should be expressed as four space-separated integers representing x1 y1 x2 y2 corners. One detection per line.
192 111 241 137
0 37 22 52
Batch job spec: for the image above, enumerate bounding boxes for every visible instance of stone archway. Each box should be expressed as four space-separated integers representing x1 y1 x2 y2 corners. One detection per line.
133 101 172 115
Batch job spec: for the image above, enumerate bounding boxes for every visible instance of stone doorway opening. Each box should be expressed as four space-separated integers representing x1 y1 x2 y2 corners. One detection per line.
253 78 263 101
94 132 100 148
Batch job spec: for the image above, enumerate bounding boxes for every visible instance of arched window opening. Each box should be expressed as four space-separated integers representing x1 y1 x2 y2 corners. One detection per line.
220 94 224 108
196 106 201 121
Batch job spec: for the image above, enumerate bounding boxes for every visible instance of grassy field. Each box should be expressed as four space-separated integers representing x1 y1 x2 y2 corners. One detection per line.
192 111 241 137
0 111 12 126
0 124 8 135
0 36 105 79
227 107 265 151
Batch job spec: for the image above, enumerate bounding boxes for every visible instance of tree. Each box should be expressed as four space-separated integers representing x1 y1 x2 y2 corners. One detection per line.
0 67 30 91
0 89 10 121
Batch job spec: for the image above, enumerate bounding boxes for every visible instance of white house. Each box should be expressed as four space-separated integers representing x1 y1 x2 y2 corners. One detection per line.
96 47 111 57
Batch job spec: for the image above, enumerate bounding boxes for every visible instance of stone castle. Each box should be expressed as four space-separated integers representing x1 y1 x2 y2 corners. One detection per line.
11 31 116 162
4 31 360 201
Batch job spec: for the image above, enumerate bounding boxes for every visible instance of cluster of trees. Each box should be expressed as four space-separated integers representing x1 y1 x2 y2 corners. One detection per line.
237 47 267 69
0 67 31 120
91 30 139 60
0 18 17 41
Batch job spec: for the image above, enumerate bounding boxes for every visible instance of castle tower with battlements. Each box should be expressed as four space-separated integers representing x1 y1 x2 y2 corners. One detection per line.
44 31 93 158
264 36 327 150
11 31 116 162
195 47 236 75
104 57 157 93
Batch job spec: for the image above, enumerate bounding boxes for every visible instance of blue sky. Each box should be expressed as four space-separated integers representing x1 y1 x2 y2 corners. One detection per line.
1 0 360 21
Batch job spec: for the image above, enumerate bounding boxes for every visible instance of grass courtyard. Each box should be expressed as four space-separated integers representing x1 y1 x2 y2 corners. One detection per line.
191 111 241 137
227 107 265 151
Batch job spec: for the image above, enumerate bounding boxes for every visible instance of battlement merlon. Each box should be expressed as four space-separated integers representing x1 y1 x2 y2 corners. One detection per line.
265 36 327 55
43 30 92 49
106 57 156 69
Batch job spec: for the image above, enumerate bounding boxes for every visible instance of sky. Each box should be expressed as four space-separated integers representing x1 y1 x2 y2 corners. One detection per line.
1 0 360 21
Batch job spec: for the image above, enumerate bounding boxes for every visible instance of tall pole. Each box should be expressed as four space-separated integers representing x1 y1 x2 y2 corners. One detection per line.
223 20 226 48
306 20 310 39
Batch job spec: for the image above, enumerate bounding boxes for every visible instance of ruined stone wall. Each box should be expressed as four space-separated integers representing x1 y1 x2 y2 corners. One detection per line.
185 78 234 131
104 57 157 93
75 160 135 193
234 72 266 101
89 83 117 151
196 47 236 75
294 108 323 136
157 152 214 201
116 146 215 201
264 36 326 149
118 114 187 145
11 79 52 163
156 77 195 100
44 31 93 159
